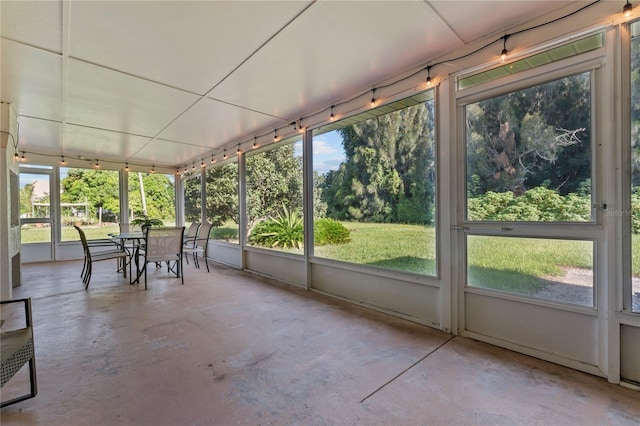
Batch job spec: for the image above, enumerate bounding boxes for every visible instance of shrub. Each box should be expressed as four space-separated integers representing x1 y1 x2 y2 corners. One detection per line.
314 218 351 246
249 205 303 249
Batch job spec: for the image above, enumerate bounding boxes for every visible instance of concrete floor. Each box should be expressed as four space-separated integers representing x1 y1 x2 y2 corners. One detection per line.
1 259 639 425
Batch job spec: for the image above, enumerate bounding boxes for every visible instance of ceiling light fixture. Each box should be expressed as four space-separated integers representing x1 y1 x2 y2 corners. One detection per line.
237 143 242 155
425 66 432 88
298 119 304 133
176 168 181 175
151 165 156 174
223 149 228 160
624 0 633 17
125 162 130 172
192 162 196 171
211 153 215 164
500 34 510 63
94 159 100 168
330 105 335 121
253 137 258 149
60 155 66 165
273 129 278 142
14 151 20 161
370 89 376 107
201 158 205 168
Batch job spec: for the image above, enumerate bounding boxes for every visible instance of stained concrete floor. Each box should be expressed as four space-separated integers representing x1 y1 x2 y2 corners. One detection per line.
1 259 639 425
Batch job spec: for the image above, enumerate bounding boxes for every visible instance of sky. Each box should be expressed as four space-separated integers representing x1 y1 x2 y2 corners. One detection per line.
293 130 346 175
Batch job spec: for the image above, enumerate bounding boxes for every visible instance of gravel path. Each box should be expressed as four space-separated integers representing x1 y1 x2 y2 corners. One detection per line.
537 268 640 311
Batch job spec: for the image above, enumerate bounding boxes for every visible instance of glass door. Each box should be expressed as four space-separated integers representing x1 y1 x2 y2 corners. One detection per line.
457 64 604 374
19 165 55 262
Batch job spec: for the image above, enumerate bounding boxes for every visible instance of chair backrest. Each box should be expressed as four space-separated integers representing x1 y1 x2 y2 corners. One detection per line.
74 225 89 253
196 223 214 249
185 222 200 239
144 227 185 263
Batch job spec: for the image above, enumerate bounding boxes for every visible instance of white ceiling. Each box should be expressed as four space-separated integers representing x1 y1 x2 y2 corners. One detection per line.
1 0 578 170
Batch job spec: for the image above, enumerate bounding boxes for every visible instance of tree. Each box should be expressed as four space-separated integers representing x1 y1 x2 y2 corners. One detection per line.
204 164 238 226
466 72 591 197
128 173 175 220
20 182 35 217
320 101 436 224
60 169 120 222
245 143 303 228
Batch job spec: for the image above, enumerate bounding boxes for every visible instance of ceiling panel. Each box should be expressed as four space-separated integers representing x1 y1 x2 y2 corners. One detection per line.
0 0 62 53
1 40 63 121
16 116 61 154
68 1 313 94
130 138 212 167
65 59 200 137
157 98 281 149
62 124 151 162
430 1 574 44
210 1 461 121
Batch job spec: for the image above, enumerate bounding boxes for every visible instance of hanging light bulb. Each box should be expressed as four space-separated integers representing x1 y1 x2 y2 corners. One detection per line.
201 158 205 168
184 165 188 173
237 143 242 155
223 149 228 160
425 66 432 88
253 137 258 149
151 164 156 174
94 159 100 168
210 153 215 164
298 119 304 133
192 162 196 170
125 162 130 172
624 0 633 17
330 105 335 121
60 155 67 165
500 34 510 63
370 89 376 107
14 151 20 161
273 129 278 142
176 168 181 175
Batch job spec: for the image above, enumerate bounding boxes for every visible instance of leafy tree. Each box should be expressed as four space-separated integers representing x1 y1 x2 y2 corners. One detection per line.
20 182 35 216
128 172 175 220
60 169 120 222
204 164 238 226
466 72 591 197
183 173 203 224
320 101 436 224
245 142 303 228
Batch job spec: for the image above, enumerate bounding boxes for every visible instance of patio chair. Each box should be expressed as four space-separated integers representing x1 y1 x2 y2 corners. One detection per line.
1 298 37 407
182 222 201 264
183 222 214 272
137 226 185 290
74 225 128 289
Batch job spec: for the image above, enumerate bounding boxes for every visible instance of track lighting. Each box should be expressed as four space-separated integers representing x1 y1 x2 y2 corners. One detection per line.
500 34 509 63
624 0 633 17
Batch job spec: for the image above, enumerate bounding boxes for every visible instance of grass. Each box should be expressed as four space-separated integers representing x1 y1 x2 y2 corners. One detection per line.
21 222 639 292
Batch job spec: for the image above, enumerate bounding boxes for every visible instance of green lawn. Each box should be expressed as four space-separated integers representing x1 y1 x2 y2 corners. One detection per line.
21 222 640 283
